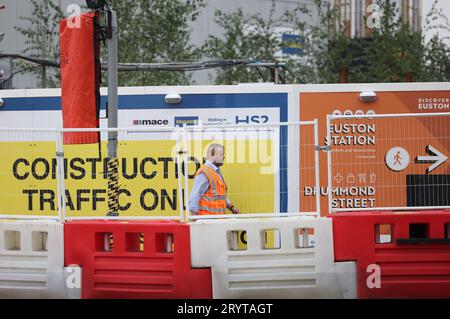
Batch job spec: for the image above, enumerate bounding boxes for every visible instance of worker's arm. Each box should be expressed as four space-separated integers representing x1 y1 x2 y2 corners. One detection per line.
227 199 240 214
189 173 209 214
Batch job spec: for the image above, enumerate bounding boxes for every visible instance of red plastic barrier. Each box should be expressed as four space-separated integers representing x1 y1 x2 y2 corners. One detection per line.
64 220 212 299
331 210 450 298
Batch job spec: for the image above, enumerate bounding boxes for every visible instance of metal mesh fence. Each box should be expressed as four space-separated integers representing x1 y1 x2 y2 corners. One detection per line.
0 121 321 220
184 121 320 220
61 127 184 220
327 112 450 213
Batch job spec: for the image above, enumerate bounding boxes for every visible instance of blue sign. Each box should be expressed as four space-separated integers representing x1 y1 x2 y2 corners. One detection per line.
281 33 304 56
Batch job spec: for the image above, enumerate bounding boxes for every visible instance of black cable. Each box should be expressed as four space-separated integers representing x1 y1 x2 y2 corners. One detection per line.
0 54 257 72
0 53 59 67
280 67 287 84
0 65 42 87
0 54 286 74
254 66 267 82
0 53 294 83
115 59 255 72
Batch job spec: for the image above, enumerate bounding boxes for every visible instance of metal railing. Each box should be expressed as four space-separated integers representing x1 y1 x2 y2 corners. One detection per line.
0 120 321 221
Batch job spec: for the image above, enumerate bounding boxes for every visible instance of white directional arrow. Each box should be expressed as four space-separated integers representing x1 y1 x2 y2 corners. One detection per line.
416 145 448 174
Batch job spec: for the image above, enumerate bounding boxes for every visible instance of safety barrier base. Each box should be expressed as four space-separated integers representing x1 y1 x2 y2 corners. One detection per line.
0 220 66 299
331 210 450 298
190 216 356 299
64 220 212 299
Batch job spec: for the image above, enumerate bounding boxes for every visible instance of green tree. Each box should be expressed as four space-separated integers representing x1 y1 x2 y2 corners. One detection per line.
355 0 425 82
200 0 351 84
420 34 450 81
15 0 64 88
418 0 450 81
107 0 205 86
287 0 347 83
14 0 204 88
205 0 450 84
201 2 293 84
291 0 450 83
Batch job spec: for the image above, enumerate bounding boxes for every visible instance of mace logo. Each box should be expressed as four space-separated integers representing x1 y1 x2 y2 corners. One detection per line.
132 119 169 126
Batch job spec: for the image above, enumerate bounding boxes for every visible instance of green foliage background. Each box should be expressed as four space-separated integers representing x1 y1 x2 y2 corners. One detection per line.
12 0 450 87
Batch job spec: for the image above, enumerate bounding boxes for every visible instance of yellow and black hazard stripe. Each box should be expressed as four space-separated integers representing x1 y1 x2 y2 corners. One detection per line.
107 157 119 216
108 233 114 251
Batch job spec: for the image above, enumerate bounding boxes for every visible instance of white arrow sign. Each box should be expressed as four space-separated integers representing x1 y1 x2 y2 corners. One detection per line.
416 145 448 174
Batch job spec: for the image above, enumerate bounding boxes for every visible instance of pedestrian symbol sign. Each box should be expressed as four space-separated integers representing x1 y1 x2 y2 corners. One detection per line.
386 147 410 172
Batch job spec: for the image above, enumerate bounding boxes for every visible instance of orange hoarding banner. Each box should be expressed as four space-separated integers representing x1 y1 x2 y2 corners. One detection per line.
299 90 450 215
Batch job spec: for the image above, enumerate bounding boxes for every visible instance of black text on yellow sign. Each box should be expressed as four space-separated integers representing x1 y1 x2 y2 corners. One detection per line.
2 139 274 217
13 156 201 213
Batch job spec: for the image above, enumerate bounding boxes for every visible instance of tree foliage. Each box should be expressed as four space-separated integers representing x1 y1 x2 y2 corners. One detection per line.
15 0 64 88
14 0 204 88
205 0 450 84
106 0 205 86
419 0 450 81
201 2 294 84
13 0 450 87
302 0 450 83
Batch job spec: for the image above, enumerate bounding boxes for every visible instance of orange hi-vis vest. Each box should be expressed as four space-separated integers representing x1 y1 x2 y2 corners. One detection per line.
195 164 227 215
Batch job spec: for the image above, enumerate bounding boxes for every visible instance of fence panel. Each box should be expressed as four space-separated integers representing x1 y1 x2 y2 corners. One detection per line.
0 129 60 219
183 121 320 220
327 113 450 213
0 121 321 220
61 127 185 220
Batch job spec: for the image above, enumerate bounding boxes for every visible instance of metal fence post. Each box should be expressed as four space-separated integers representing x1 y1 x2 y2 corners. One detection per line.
176 129 184 221
56 129 67 221
313 119 321 217
183 126 190 221
326 115 333 215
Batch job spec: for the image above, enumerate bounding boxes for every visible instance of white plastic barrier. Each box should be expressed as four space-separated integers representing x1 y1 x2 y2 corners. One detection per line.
0 220 66 298
334 261 357 299
190 216 356 299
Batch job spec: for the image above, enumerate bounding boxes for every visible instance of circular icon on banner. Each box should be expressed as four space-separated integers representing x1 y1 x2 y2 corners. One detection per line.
385 147 410 171
344 110 353 116
332 110 342 116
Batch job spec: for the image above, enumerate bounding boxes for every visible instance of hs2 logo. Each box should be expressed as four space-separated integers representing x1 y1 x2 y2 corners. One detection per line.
236 115 269 124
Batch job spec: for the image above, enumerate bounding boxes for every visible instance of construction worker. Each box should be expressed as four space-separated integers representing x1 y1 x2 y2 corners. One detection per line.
189 143 240 215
